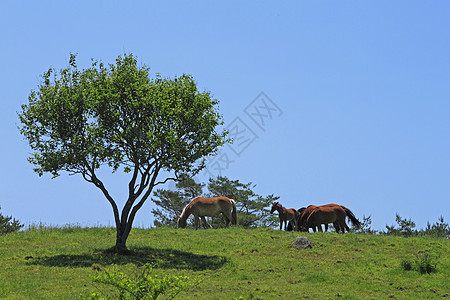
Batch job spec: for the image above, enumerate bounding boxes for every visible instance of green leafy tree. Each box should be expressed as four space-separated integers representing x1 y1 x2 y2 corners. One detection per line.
151 175 204 227
0 206 24 235
18 54 228 251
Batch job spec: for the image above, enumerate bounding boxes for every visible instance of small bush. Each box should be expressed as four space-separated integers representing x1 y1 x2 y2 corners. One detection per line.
82 263 200 300
401 251 438 274
0 206 23 235
415 252 438 274
400 258 413 271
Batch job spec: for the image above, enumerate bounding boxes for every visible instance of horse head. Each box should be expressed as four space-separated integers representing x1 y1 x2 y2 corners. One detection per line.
177 215 187 228
270 202 279 213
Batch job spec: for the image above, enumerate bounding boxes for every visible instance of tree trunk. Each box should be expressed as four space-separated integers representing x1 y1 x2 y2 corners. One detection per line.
115 223 129 253
91 165 160 253
113 193 154 253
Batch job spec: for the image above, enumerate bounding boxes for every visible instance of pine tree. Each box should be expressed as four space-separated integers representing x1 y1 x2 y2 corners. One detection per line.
0 206 23 235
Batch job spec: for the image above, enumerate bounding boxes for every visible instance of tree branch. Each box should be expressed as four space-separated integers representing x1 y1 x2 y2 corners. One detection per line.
123 164 162 238
83 160 120 229
154 172 180 187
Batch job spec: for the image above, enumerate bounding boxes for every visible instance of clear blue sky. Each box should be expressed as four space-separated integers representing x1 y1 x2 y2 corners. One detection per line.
1 1 449 231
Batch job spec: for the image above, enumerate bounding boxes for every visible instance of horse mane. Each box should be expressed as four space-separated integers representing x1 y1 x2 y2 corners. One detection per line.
179 205 188 220
180 198 197 219
178 199 196 226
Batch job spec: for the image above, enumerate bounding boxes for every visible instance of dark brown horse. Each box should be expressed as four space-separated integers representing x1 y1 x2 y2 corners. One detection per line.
297 204 360 233
305 205 347 233
297 204 336 232
303 204 361 233
270 202 299 231
177 196 238 229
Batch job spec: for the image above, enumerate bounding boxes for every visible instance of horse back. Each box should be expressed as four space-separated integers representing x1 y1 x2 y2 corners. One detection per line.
190 196 233 217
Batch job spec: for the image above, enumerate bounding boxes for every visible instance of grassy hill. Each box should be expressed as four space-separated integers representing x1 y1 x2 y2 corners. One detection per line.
1 226 449 299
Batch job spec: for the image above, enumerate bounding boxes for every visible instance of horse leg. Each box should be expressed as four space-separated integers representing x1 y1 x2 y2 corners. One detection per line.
343 222 350 233
201 217 212 229
279 219 283 230
291 219 297 231
287 220 296 231
287 221 293 231
201 217 206 229
194 217 199 230
334 222 342 233
324 223 329 232
222 212 231 227
338 222 345 234
336 221 345 233
203 217 210 229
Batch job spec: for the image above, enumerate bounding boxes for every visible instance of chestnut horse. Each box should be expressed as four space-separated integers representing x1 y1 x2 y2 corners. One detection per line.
270 202 299 231
297 204 335 232
177 196 238 229
301 204 361 233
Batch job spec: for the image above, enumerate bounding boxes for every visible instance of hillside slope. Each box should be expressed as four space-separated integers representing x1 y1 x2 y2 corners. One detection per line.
1 227 449 299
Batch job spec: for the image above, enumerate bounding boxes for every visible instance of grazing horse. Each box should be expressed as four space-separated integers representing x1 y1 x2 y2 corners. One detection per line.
270 202 299 231
305 205 347 233
303 204 361 233
287 207 306 231
297 205 333 232
177 196 238 229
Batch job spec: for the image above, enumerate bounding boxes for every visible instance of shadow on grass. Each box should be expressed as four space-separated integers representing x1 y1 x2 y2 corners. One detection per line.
27 246 228 271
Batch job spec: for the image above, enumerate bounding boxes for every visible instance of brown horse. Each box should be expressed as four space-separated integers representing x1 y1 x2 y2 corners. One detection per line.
177 196 238 229
303 204 361 233
270 202 299 231
287 207 306 231
297 204 336 232
305 205 347 233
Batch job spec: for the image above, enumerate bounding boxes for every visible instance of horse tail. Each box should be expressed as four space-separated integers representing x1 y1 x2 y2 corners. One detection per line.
231 199 238 225
341 205 361 229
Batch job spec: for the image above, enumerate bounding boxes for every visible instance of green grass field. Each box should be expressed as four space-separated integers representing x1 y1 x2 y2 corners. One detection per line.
1 226 449 299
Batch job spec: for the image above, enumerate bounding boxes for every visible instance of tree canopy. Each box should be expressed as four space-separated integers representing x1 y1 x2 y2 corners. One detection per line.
19 53 228 250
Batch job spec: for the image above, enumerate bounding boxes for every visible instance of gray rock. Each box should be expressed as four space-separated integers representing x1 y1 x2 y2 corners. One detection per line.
291 236 313 249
